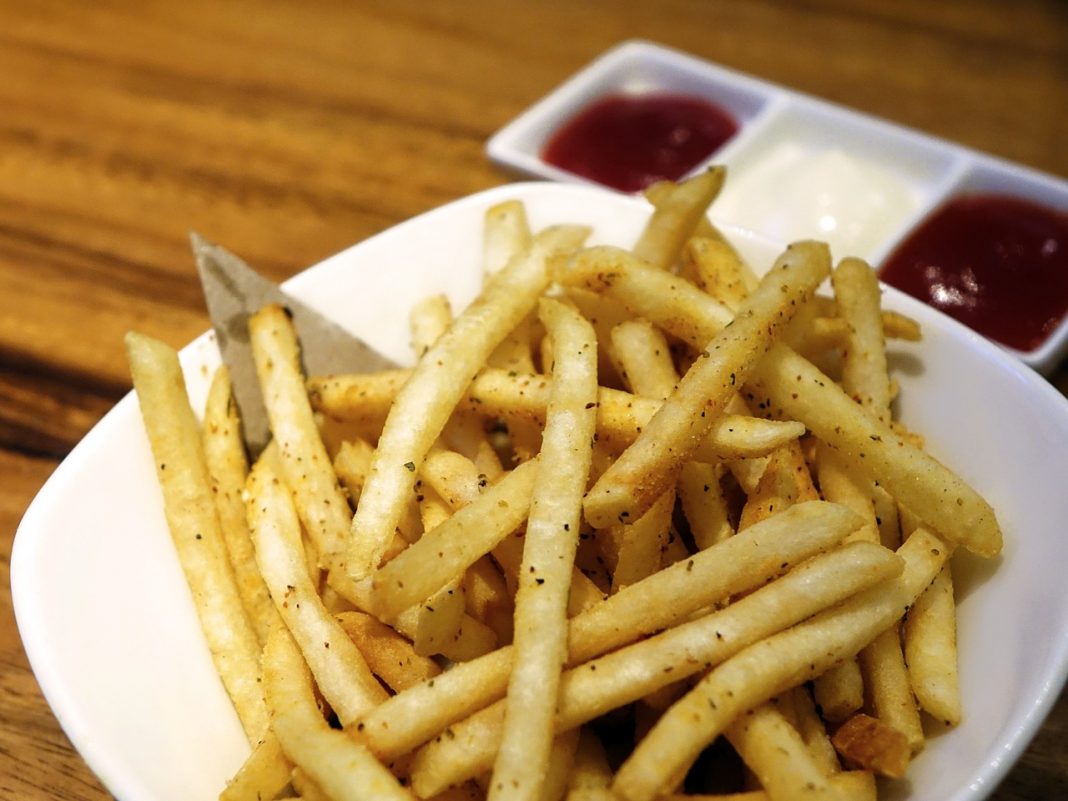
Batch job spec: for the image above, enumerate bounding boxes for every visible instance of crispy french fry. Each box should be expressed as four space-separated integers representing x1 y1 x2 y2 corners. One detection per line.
831 713 911 779
407 540 903 795
610 527 949 801
262 624 414 801
249 304 353 567
678 461 734 549
247 460 388 725
633 168 726 270
219 734 292 801
683 236 753 312
410 293 453 358
483 199 532 276
336 610 442 692
203 366 280 645
724 704 840 801
746 342 1002 557
903 562 961 726
125 331 268 742
359 501 863 763
583 242 830 529
347 225 589 579
833 257 891 421
490 299 599 801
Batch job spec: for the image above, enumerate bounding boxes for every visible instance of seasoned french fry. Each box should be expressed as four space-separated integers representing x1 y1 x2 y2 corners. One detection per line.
410 293 453 358
678 461 734 549
682 236 753 312
125 331 268 742
633 168 726 270
903 563 961 726
490 299 599 801
249 304 353 567
724 704 839 801
746 343 1002 557
555 246 733 348
247 460 388 725
369 459 539 620
347 225 589 579
219 734 292 801
833 257 891 420
610 528 949 801
583 242 830 529
336 610 442 692
262 624 414 801
407 541 903 795
203 366 280 645
359 501 864 763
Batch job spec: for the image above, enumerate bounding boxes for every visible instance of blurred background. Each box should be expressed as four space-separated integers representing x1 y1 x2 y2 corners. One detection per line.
0 1 1064 799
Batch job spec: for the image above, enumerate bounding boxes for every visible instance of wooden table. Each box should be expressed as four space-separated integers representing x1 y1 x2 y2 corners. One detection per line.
1 1 1064 798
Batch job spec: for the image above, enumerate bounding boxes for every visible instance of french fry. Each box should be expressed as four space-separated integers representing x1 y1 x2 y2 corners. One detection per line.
903 563 962 726
336 610 442 692
746 342 1002 558
247 460 388 725
262 623 414 801
555 246 733 348
410 293 453 358
610 527 950 801
249 304 353 566
202 366 280 645
369 458 539 620
347 225 589 579
677 461 734 549
483 199 532 276
831 713 911 779
583 241 830 529
724 704 840 801
776 686 841 776
564 728 613 800
490 299 599 801
125 331 268 742
407 540 903 795
359 501 864 763
833 257 891 420
683 236 753 312
633 168 726 270
413 483 468 655
660 771 875 801
219 734 292 801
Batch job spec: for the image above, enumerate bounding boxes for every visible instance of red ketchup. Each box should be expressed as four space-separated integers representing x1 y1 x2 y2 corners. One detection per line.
880 194 1068 352
541 93 738 193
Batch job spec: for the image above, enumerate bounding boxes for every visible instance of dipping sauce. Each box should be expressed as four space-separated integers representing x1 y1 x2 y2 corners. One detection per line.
541 93 738 193
712 143 922 259
880 194 1068 352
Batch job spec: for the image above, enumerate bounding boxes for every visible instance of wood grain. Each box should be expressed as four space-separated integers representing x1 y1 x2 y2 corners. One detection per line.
0 1 1064 799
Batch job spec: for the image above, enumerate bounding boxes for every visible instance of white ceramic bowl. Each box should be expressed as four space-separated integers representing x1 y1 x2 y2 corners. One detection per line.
12 182 1068 801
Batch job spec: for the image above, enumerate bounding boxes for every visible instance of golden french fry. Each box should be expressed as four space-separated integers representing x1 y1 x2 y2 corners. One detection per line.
410 293 453 358
833 257 891 420
262 624 414 801
125 331 268 742
483 199 532 277
904 562 962 726
831 713 911 779
219 734 292 801
725 704 839 801
369 459 539 620
682 236 753 312
583 241 830 529
347 225 589 580
202 366 280 646
336 610 441 692
249 304 353 566
247 460 388 725
491 299 599 801
407 540 903 795
610 527 949 801
746 342 1002 558
677 461 734 550
555 245 733 348
633 168 726 270
359 501 863 763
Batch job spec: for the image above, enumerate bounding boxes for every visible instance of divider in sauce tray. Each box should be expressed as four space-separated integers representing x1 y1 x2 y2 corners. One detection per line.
487 40 1068 373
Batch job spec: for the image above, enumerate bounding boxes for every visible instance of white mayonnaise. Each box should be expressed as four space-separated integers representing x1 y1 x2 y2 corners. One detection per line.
713 143 921 260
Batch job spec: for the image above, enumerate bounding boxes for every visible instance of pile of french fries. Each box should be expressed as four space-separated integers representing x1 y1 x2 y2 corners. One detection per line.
126 167 1002 801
